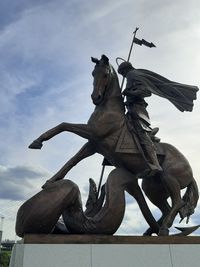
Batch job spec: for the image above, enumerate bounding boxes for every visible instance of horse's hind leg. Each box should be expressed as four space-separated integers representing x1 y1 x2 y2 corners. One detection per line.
142 178 170 235
29 122 92 149
158 174 184 236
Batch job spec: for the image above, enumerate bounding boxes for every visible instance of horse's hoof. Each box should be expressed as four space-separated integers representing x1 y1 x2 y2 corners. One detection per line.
158 228 169 236
29 140 43 149
143 229 152 236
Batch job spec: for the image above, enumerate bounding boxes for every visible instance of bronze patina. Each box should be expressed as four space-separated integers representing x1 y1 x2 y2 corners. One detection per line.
16 55 199 237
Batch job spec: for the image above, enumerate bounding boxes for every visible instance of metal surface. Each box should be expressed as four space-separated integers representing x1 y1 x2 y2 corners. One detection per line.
18 55 199 237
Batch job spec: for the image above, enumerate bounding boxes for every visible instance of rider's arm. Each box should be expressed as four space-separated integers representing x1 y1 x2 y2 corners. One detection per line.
123 84 151 98
124 72 151 98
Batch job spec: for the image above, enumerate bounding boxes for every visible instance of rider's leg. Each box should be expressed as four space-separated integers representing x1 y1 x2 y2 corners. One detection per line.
140 131 163 176
128 115 162 177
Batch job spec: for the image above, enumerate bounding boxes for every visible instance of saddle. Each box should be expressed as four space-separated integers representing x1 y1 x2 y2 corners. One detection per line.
115 122 165 156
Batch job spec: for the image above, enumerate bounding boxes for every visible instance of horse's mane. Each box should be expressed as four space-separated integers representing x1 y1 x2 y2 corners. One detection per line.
109 64 121 92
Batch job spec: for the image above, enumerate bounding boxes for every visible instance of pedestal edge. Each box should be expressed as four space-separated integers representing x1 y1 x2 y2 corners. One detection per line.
23 234 200 244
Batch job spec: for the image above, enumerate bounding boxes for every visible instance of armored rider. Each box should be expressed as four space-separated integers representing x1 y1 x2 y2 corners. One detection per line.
117 61 163 177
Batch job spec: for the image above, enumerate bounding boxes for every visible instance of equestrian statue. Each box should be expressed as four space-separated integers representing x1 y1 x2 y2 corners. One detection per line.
16 52 199 237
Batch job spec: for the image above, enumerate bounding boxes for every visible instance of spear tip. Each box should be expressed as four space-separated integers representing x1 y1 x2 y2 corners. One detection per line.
133 27 139 34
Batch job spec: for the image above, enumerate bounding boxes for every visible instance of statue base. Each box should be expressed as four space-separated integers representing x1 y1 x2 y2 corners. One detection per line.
9 235 200 267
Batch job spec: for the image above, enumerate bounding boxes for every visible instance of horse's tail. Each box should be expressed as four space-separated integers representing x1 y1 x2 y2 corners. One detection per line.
179 178 199 223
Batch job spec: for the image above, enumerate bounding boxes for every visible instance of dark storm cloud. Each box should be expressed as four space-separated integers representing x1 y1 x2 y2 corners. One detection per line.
0 165 48 200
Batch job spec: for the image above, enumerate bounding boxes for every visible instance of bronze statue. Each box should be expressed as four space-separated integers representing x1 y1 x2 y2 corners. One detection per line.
117 60 198 177
118 61 162 177
16 55 199 236
16 169 157 237
16 169 198 237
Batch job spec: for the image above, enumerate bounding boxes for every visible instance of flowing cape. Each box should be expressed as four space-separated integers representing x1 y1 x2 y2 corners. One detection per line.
131 69 199 112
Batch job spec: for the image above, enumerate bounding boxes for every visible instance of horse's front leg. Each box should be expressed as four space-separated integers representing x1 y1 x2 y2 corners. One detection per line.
42 142 96 188
29 122 92 149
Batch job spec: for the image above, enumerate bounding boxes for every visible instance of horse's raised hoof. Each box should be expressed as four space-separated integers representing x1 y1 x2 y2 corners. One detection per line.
158 227 169 236
29 140 43 149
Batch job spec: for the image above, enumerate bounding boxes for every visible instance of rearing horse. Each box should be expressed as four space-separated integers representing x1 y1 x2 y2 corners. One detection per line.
29 55 199 235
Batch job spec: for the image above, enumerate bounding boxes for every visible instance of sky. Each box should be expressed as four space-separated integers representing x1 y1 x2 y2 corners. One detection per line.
0 0 200 240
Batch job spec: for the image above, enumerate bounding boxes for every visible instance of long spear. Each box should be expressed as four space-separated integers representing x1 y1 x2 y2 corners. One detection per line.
120 27 139 90
127 27 139 61
97 28 157 196
97 28 140 197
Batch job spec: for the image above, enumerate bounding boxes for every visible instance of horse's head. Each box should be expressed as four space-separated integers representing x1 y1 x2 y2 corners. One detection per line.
91 55 120 105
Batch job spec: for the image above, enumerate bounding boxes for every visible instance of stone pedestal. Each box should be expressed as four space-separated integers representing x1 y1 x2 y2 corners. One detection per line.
9 235 200 267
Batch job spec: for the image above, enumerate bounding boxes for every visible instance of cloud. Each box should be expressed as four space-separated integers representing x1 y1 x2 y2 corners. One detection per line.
0 0 55 32
0 165 49 200
117 201 153 235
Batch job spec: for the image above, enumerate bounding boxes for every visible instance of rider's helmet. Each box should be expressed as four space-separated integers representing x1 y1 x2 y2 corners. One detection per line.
117 61 133 75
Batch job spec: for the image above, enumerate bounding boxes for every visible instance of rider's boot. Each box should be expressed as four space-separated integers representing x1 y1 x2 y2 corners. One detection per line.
141 141 163 178
147 154 163 177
